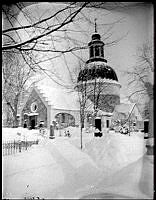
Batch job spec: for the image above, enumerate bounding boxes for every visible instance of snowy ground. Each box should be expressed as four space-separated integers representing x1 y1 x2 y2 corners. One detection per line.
2 127 44 142
2 127 154 199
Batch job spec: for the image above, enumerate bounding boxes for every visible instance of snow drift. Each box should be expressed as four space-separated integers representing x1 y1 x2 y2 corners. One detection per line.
84 132 147 174
3 128 152 199
2 127 42 142
78 154 153 199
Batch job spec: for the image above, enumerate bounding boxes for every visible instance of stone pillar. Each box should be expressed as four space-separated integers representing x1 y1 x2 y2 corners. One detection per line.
145 82 154 155
146 94 154 155
49 125 55 139
148 98 153 138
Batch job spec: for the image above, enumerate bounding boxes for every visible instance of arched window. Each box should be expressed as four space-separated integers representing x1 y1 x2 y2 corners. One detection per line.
90 46 94 58
101 46 104 57
95 46 100 56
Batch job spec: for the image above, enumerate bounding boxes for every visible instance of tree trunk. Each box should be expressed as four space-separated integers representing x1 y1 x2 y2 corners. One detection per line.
80 125 83 149
13 112 18 127
80 110 85 149
13 95 19 128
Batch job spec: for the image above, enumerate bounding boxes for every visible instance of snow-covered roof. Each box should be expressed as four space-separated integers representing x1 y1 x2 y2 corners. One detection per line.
115 103 135 114
114 103 143 121
35 84 80 111
30 80 142 120
97 110 113 116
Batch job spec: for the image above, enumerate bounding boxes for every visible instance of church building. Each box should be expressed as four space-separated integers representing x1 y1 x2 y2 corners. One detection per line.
20 23 142 132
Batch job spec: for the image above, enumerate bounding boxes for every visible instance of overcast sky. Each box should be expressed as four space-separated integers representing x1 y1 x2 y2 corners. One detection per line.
16 2 153 101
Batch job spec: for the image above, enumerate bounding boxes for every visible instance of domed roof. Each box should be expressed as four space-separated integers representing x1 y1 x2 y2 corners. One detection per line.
77 64 118 82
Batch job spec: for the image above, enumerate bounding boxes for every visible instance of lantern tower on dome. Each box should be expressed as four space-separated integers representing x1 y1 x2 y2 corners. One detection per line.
77 19 121 113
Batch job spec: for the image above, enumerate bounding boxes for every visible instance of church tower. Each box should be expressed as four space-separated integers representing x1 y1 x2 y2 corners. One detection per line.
77 19 121 114
86 19 107 64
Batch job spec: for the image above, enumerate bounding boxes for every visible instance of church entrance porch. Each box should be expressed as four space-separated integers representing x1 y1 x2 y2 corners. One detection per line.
30 116 36 129
27 113 38 129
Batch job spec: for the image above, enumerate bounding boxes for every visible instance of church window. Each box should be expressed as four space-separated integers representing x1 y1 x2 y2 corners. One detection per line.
95 46 100 56
90 46 94 57
31 102 38 112
101 46 104 57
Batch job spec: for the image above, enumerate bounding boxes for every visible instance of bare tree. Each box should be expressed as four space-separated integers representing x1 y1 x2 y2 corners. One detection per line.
2 3 89 51
70 61 88 149
2 2 131 51
2 3 90 90
125 42 153 100
2 2 128 78
2 51 34 127
124 42 153 137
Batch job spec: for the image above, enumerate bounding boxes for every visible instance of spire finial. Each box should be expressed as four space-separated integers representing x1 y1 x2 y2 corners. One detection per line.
94 18 97 33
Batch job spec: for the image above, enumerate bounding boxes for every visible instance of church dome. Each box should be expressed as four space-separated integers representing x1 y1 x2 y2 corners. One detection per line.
77 64 118 82
76 20 120 113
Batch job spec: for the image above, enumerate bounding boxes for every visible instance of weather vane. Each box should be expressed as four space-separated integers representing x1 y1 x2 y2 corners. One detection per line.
94 18 97 33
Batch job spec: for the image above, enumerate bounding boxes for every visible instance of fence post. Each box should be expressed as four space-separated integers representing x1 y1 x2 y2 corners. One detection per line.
7 141 9 155
8 141 10 155
15 141 17 153
13 140 15 154
26 140 27 150
5 142 7 156
3 139 40 156
2 141 5 156
3 143 4 156
5 142 6 155
19 141 21 153
11 141 12 155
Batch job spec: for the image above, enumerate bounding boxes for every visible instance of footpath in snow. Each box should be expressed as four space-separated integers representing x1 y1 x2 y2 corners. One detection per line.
44 138 102 198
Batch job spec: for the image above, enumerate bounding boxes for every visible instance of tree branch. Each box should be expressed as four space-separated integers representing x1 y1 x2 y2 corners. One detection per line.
2 2 89 51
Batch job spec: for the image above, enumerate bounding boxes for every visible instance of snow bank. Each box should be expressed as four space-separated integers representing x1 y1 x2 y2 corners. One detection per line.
3 134 152 199
3 144 64 199
3 138 101 199
84 132 147 174
54 126 94 138
53 126 94 149
2 128 43 142
64 126 80 137
44 139 102 198
78 155 153 199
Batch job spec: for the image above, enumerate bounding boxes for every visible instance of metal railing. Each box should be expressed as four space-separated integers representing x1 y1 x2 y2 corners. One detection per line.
2 140 39 156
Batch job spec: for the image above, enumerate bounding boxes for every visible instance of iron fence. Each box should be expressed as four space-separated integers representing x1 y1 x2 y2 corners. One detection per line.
2 140 39 156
